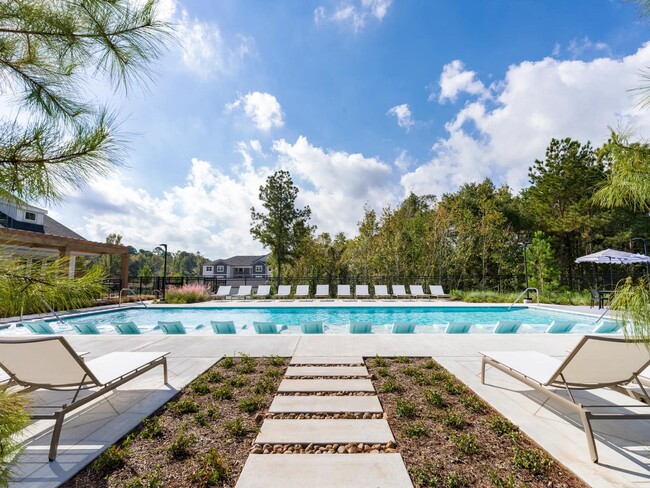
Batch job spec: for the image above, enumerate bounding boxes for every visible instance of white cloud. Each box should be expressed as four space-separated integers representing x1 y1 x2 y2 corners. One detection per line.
227 92 284 131
403 43 650 197
387 104 414 129
315 0 393 31
174 9 254 77
567 36 611 59
273 136 399 235
435 60 487 103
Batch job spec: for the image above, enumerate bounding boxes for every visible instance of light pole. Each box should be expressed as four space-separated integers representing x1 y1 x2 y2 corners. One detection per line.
631 237 649 276
160 243 168 302
523 241 531 301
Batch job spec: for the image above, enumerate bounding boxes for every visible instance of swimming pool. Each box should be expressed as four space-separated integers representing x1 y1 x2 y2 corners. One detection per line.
5 305 616 335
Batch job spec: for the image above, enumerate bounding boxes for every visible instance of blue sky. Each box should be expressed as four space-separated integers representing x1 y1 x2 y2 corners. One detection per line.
39 0 650 258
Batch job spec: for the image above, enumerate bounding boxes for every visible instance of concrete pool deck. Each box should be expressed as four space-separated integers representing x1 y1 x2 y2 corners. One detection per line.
6 304 649 487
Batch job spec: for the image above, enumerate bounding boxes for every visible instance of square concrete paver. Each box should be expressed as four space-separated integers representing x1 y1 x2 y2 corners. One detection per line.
278 378 375 393
290 356 364 365
255 419 395 444
285 366 369 377
269 395 383 413
235 454 413 488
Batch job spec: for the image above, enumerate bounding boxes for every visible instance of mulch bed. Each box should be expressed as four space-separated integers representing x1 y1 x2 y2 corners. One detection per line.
366 356 587 488
63 355 287 488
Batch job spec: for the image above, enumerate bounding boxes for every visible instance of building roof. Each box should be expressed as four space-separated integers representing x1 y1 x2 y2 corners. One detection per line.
42 214 85 240
208 254 270 266
0 205 85 240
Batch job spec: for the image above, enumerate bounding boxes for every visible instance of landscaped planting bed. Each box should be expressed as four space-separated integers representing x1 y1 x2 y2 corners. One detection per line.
64 355 287 488
366 356 586 488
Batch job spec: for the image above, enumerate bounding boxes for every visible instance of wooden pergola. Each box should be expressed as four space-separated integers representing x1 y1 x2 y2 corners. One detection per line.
0 228 130 287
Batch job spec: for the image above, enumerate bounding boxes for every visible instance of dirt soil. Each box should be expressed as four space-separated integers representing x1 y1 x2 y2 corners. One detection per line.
366 356 587 488
63 355 287 488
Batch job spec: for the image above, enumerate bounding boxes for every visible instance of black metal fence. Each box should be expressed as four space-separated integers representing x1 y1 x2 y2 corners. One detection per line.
101 267 648 298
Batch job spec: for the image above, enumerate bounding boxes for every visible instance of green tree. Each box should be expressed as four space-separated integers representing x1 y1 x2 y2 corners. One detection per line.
0 0 171 203
0 388 29 486
250 170 313 283
138 263 153 286
527 231 559 293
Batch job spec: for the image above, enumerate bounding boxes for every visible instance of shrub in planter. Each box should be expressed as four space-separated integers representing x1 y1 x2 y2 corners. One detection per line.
165 284 210 304
0 389 30 486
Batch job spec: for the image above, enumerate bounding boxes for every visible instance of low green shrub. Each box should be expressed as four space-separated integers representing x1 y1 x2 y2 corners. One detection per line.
168 398 199 416
488 416 518 437
164 284 210 304
376 367 391 377
213 385 234 400
226 376 249 388
403 421 430 438
268 355 286 367
166 428 196 459
92 442 131 477
238 395 265 413
264 367 283 378
191 381 211 395
395 398 418 418
423 388 446 408
224 417 249 437
487 469 516 488
380 377 403 393
139 416 163 439
188 448 230 485
460 394 487 414
254 377 276 394
513 446 553 475
203 370 223 383
371 356 388 367
442 412 466 430
408 462 442 487
0 389 29 485
450 432 480 455
220 357 235 369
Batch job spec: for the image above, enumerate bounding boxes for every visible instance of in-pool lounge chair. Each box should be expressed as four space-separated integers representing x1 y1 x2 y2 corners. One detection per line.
274 285 292 299
253 321 281 334
410 285 432 299
71 323 101 335
430 285 451 299
481 335 650 462
157 321 186 334
0 336 168 461
349 321 372 334
392 285 410 299
355 285 370 298
21 320 57 334
445 322 472 334
337 284 352 299
214 285 232 300
301 321 324 334
294 285 310 299
112 321 142 334
493 320 521 334
546 320 576 334
315 284 330 298
374 285 391 299
211 320 236 334
233 285 252 299
593 321 622 334
392 322 416 334
254 285 271 298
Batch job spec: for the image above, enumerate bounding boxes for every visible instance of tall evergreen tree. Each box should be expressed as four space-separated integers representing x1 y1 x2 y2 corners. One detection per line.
250 170 313 283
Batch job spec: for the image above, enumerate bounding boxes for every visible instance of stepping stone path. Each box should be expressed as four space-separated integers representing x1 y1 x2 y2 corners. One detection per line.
236 356 413 488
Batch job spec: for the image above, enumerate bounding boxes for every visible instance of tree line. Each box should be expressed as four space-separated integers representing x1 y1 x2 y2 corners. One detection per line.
251 137 650 292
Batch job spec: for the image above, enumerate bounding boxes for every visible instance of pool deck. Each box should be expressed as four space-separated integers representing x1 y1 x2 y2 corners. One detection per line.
7 303 649 487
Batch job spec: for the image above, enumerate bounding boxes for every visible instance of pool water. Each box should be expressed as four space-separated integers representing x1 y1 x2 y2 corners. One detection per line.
5 306 614 335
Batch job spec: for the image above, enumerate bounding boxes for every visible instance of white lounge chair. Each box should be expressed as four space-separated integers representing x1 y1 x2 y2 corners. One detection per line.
0 336 168 461
301 321 324 334
234 285 252 299
493 320 521 334
445 322 472 334
349 322 372 334
546 320 576 334
294 285 310 298
214 285 232 300
392 322 416 334
410 285 432 299
374 284 391 298
337 284 352 298
211 320 236 334
254 285 271 298
274 285 292 298
315 284 330 298
481 336 650 462
430 285 450 299
392 285 410 299
355 285 370 298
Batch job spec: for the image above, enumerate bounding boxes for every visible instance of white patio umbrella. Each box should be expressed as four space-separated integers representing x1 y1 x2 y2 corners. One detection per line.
575 249 650 287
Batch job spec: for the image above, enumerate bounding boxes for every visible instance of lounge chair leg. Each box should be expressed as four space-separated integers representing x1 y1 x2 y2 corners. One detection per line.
163 358 168 384
481 357 487 384
48 411 65 462
579 410 598 463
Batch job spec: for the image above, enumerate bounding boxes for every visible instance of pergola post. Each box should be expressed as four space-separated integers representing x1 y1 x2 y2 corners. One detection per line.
120 253 129 290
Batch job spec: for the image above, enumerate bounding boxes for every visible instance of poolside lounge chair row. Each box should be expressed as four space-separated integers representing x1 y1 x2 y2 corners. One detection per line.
19 318 622 335
213 284 451 300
